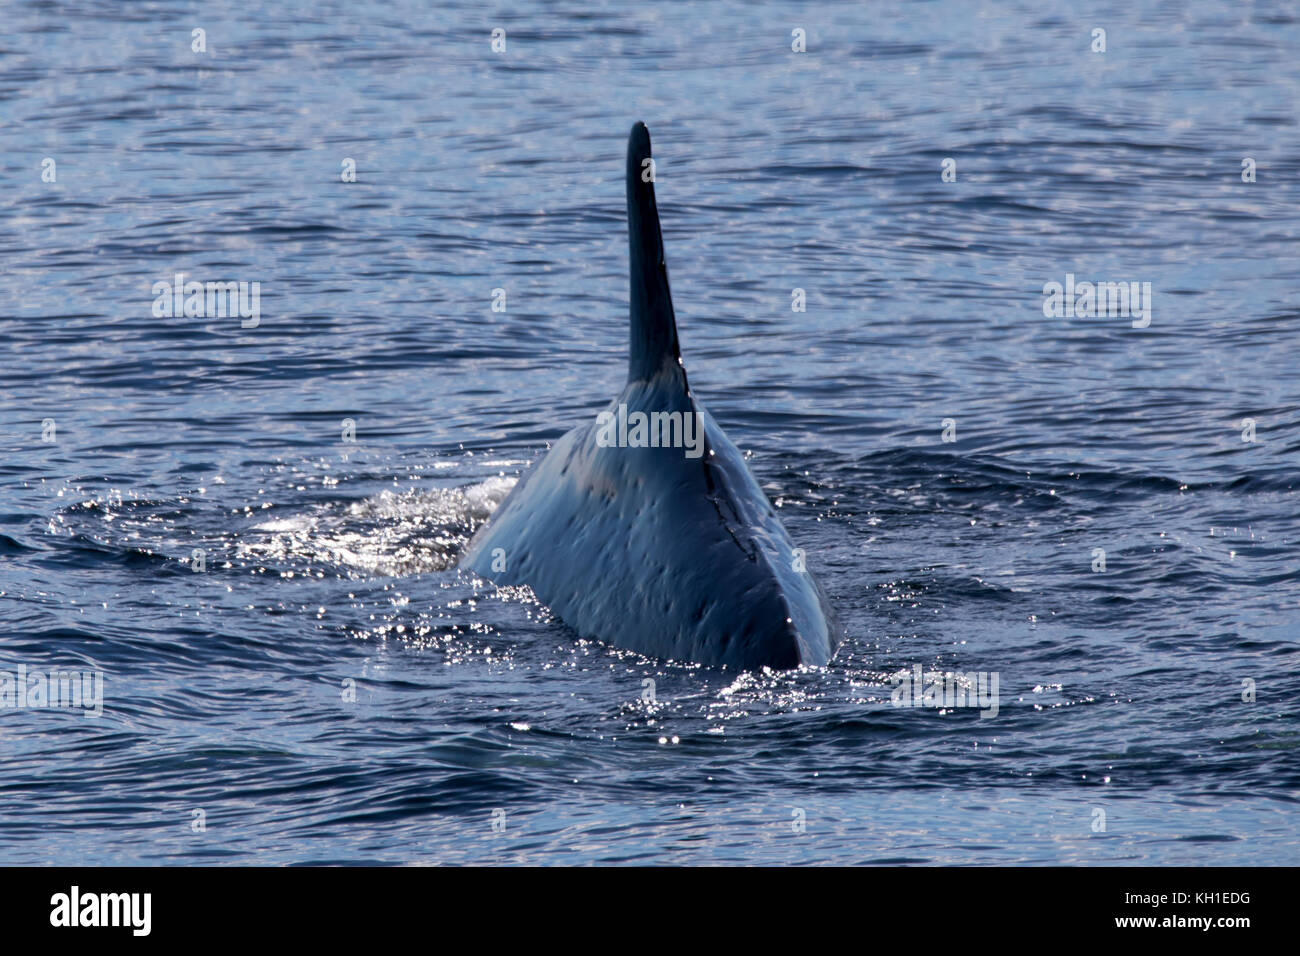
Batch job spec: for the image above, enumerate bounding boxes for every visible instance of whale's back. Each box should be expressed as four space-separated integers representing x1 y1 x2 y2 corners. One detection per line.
461 376 836 669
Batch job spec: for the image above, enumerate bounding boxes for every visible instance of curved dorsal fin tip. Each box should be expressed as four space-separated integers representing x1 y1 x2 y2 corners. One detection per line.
630 119 650 143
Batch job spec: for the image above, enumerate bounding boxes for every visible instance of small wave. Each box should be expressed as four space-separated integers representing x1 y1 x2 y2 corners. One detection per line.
238 476 515 577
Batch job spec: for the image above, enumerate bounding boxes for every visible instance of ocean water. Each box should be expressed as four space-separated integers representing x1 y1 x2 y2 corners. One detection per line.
1 0 1298 865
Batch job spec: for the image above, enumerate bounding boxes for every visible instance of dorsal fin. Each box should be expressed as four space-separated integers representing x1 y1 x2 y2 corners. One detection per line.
626 122 684 384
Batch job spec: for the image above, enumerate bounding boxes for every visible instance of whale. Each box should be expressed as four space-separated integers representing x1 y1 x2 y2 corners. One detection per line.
460 122 838 670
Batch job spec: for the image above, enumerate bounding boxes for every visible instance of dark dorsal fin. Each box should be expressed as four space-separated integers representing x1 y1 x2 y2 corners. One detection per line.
626 122 683 384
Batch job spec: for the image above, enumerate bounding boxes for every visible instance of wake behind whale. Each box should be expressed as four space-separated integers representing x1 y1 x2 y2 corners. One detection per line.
461 122 838 670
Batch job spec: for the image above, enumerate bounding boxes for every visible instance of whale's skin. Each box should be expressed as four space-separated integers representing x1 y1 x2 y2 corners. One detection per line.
459 122 838 670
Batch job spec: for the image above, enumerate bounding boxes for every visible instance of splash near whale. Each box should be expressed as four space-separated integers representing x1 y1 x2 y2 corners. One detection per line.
461 122 838 670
